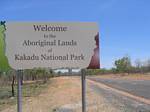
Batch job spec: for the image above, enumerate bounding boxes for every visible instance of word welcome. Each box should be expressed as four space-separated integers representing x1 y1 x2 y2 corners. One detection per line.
33 25 67 32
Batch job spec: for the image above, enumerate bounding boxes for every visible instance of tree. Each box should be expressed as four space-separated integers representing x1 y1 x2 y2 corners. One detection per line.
134 59 142 73
114 56 132 73
7 69 16 97
11 74 15 97
147 59 150 71
135 59 142 68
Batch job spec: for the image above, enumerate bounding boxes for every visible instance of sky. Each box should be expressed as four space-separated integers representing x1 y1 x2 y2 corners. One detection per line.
0 0 150 68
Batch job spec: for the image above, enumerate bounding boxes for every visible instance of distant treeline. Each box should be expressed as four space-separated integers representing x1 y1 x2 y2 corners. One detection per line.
1 56 150 97
87 56 150 75
0 68 55 97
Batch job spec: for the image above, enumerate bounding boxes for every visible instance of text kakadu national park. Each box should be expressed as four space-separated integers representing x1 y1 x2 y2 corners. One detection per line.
15 24 85 61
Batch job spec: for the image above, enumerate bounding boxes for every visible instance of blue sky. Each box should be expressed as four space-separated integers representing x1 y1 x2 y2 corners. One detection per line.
1 0 150 68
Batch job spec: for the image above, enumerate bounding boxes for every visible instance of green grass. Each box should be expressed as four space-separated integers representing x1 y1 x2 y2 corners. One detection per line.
0 81 49 111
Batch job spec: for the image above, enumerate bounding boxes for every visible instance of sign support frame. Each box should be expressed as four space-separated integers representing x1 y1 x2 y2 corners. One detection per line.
17 70 22 112
81 69 86 112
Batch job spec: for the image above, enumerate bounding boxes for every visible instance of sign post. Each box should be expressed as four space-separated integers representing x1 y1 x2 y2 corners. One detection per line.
1 22 100 112
17 70 22 112
81 69 86 112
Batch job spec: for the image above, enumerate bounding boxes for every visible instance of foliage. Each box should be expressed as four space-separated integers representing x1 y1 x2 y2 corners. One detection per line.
24 68 54 82
0 23 10 72
87 56 150 75
114 56 132 73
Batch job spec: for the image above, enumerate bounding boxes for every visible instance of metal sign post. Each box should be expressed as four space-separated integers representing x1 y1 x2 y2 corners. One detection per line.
81 69 86 112
17 70 22 112
3 22 99 112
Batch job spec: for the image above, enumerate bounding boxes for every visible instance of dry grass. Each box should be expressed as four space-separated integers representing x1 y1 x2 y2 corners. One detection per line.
96 73 150 80
1 76 118 112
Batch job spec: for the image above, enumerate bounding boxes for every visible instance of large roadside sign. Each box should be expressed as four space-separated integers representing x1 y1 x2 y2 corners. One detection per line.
0 22 100 70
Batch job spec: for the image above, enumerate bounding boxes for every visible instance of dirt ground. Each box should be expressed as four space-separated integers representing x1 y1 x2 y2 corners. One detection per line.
1 76 118 112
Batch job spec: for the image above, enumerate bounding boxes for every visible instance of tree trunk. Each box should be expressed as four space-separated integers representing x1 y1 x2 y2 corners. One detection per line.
21 73 23 85
43 73 47 83
11 75 15 97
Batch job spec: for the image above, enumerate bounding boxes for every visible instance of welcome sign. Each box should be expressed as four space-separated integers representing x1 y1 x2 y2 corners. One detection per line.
0 22 100 70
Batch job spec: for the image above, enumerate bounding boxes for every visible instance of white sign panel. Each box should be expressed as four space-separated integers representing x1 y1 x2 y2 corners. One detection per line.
2 22 100 69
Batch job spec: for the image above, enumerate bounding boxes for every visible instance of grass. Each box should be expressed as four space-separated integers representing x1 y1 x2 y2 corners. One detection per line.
22 81 48 97
95 73 150 80
0 80 49 111
0 85 16 111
